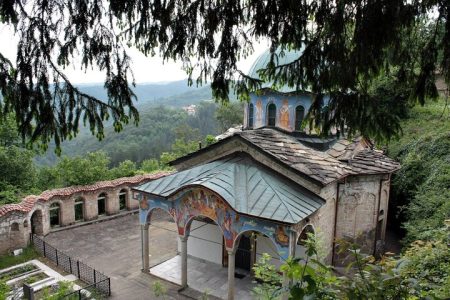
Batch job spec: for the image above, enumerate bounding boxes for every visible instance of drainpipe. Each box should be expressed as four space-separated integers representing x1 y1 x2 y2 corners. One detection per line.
331 180 344 266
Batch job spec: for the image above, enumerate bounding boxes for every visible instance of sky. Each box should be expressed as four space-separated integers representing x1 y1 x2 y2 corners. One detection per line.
0 25 268 84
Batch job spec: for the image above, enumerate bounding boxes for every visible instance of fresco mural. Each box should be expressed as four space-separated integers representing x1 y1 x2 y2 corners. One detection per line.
138 188 291 259
247 92 313 132
255 99 263 127
279 99 290 130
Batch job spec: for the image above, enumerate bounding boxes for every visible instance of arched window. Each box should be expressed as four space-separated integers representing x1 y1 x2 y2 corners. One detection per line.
267 103 276 126
74 198 85 222
97 193 107 216
49 203 60 227
297 224 314 246
248 103 254 128
295 105 305 131
119 189 127 211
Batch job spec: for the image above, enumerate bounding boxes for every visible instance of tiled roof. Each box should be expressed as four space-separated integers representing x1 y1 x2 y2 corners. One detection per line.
348 150 401 174
135 155 325 224
173 128 400 186
239 129 353 185
0 173 169 218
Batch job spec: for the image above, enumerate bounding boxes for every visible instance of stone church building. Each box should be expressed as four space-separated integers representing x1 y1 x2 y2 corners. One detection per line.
133 49 400 299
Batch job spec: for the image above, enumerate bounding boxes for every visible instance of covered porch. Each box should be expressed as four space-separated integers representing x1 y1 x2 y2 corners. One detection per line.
150 255 255 299
133 155 325 300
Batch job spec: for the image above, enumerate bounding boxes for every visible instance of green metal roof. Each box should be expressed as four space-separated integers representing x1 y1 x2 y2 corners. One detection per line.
134 155 324 224
248 47 305 93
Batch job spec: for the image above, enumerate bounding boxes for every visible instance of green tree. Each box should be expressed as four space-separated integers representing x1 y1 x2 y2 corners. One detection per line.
387 98 450 243
0 146 37 204
38 151 111 189
0 113 38 204
0 1 447 146
109 160 138 178
140 159 161 173
253 224 450 300
0 114 22 147
187 101 219 136
215 102 244 132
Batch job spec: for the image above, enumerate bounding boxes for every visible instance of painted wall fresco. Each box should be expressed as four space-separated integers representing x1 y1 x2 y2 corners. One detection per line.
138 188 291 259
246 92 315 132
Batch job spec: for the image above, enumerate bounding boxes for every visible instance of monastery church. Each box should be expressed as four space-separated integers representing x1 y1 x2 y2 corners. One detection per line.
132 48 400 299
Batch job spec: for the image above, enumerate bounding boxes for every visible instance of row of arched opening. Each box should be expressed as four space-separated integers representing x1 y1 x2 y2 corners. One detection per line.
47 189 129 228
248 103 305 130
147 208 315 297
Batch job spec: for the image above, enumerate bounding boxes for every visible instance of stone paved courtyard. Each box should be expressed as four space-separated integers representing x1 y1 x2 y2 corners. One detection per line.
44 212 188 300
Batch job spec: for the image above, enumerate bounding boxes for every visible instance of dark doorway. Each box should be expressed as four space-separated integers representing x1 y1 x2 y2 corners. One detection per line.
119 190 127 211
49 203 60 227
98 193 106 216
74 198 84 221
31 210 43 235
235 235 252 271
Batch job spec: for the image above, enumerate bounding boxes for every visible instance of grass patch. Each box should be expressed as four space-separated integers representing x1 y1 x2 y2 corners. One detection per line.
386 98 450 158
0 246 39 270
24 272 48 284
0 263 37 281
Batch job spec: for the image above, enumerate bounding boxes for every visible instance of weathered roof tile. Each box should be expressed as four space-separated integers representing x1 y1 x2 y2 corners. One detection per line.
0 173 169 218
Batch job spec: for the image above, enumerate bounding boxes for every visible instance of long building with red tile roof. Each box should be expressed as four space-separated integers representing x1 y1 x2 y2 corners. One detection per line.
0 172 169 254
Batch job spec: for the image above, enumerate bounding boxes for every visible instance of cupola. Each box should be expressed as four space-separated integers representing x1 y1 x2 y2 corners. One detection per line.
244 47 312 133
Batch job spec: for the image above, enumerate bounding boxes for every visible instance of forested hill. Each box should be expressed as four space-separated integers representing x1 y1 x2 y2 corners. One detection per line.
77 80 213 108
35 93 243 167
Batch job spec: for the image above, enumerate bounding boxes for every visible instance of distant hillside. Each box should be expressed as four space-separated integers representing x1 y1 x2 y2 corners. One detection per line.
77 80 212 107
34 80 241 166
35 101 220 166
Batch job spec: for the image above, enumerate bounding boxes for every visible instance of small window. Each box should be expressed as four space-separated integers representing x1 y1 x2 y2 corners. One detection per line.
267 103 276 126
248 104 254 128
295 106 305 131
11 223 19 231
49 203 60 227
119 190 127 211
97 193 106 216
74 198 84 222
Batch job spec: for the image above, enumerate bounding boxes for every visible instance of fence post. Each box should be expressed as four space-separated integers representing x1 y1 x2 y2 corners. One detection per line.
94 269 97 284
77 261 80 279
55 249 59 266
43 240 46 257
69 257 72 274
108 277 111 296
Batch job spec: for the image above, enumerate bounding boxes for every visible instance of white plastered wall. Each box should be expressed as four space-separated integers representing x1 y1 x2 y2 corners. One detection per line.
177 220 224 264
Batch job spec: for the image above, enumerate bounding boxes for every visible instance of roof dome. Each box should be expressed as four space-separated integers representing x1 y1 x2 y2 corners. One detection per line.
247 46 304 93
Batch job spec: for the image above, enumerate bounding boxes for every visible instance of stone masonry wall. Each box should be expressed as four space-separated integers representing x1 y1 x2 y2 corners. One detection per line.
0 173 167 255
333 174 385 264
294 174 390 266
0 211 29 254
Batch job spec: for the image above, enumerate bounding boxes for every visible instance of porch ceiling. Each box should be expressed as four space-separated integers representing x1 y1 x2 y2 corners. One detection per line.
134 155 325 224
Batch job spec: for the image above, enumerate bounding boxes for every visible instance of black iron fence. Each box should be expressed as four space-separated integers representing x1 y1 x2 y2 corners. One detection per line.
62 280 110 299
31 234 111 297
